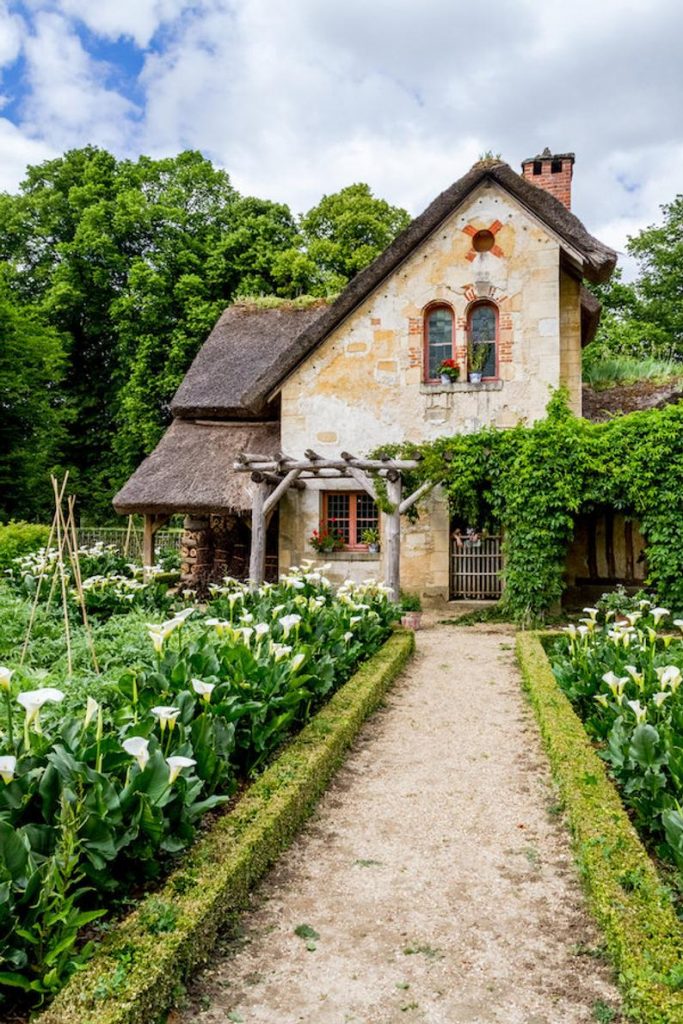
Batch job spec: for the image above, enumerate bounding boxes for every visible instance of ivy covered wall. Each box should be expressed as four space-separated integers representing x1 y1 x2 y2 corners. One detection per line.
385 394 683 622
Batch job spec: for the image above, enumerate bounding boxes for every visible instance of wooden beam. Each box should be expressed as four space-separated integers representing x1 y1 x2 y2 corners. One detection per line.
346 465 379 501
263 468 303 516
385 476 402 601
234 458 419 473
249 480 269 589
399 479 436 514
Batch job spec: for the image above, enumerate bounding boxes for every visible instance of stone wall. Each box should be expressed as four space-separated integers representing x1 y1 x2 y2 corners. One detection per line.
279 180 585 600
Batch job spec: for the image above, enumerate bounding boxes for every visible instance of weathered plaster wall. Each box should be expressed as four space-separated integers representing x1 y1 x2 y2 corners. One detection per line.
279 180 581 598
559 270 582 415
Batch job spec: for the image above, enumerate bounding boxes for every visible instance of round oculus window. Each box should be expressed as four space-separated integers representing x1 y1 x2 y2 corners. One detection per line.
472 229 495 252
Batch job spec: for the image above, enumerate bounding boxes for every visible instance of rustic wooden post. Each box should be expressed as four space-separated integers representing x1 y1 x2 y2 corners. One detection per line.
249 474 269 589
385 472 402 602
143 514 157 571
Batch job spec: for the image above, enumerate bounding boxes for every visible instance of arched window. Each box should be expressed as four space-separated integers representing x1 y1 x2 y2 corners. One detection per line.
467 302 497 378
424 305 454 381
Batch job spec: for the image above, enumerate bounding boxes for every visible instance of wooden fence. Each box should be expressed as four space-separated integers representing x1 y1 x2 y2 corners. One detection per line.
75 527 182 560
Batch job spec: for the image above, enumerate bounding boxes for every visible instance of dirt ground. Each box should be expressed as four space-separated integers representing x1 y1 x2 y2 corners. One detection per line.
171 621 622 1024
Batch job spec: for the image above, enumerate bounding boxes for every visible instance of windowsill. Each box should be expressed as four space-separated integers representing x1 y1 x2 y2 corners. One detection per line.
309 551 381 561
421 380 504 393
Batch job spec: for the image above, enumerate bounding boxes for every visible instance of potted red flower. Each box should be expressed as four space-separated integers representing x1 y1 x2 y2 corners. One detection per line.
309 523 345 553
437 358 460 384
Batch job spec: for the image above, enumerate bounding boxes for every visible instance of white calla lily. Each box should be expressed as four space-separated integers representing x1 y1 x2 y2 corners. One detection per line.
651 607 670 626
290 652 306 673
0 755 16 784
624 665 644 689
191 678 215 702
657 665 681 692
151 706 181 732
626 699 647 724
602 672 627 699
593 694 609 708
279 614 301 638
166 755 196 785
123 736 150 770
652 691 670 708
0 667 13 691
17 687 65 732
582 607 599 620
84 696 100 728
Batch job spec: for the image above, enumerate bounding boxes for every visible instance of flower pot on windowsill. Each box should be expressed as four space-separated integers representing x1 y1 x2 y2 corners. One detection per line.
468 372 483 384
367 543 380 555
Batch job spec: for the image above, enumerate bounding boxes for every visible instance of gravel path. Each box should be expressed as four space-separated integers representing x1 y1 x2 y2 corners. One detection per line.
172 622 621 1024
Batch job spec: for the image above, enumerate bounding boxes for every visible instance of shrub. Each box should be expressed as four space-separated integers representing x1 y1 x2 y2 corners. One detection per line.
0 522 50 571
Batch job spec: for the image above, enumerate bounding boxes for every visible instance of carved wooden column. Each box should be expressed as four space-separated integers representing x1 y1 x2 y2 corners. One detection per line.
180 515 212 589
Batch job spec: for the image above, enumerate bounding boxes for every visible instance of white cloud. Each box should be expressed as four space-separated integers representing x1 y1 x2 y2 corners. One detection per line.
0 117 54 190
1 0 682 278
54 0 194 48
0 2 24 67
20 12 139 151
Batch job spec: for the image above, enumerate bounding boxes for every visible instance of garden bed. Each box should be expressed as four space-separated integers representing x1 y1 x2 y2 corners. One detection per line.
36 628 414 1024
0 557 403 1017
516 631 683 1024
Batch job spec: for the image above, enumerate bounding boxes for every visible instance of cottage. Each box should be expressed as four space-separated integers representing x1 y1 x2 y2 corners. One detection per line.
113 150 617 601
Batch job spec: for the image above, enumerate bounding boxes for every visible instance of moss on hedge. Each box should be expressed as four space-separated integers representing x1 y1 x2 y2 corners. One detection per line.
37 630 414 1024
516 632 683 1024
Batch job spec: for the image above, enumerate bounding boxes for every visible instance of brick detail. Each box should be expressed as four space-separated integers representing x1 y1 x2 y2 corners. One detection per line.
408 346 421 368
408 317 422 335
521 154 574 209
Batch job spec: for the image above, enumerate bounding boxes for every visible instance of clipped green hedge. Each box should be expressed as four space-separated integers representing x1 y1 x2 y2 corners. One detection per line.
516 632 683 1024
37 629 415 1024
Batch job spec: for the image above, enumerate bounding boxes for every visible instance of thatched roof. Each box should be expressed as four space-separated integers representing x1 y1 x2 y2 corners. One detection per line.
171 304 327 419
112 420 280 515
170 159 616 421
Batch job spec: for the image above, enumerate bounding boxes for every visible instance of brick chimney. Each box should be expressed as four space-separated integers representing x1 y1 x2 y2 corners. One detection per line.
521 147 575 209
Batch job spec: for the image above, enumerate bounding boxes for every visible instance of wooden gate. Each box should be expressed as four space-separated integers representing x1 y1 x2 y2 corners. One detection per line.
450 534 503 600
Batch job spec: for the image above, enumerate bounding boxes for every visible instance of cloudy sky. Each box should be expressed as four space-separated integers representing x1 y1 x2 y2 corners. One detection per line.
1 0 681 274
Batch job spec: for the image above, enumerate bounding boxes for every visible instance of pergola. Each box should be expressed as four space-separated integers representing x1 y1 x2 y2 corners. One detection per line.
234 450 435 598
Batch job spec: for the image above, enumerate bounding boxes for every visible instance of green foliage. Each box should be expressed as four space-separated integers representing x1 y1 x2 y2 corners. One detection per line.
585 193 683 367
583 353 682 390
0 522 50 570
389 395 683 622
0 570 399 1008
275 183 411 297
517 633 683 1023
35 630 414 1024
550 602 683 872
0 149 410 520
0 276 67 521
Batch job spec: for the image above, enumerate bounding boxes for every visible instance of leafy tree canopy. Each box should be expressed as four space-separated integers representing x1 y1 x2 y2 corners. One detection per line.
587 195 683 363
0 148 409 520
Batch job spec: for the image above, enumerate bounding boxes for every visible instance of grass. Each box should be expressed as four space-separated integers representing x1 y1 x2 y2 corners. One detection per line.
583 355 682 391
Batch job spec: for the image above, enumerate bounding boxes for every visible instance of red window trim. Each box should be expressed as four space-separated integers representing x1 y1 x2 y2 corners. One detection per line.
423 302 456 383
321 491 380 551
466 300 499 381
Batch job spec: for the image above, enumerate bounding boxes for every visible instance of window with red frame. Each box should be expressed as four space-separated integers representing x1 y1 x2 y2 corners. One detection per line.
322 492 379 549
424 305 454 381
468 302 497 378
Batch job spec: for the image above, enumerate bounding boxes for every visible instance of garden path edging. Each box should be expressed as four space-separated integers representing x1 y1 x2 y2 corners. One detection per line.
516 631 683 1024
36 630 414 1024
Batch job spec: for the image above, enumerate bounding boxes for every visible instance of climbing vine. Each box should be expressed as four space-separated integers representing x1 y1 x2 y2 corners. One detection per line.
381 392 683 623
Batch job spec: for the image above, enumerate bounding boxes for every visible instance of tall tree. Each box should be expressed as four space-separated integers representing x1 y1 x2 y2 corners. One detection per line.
275 183 411 296
0 273 66 520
